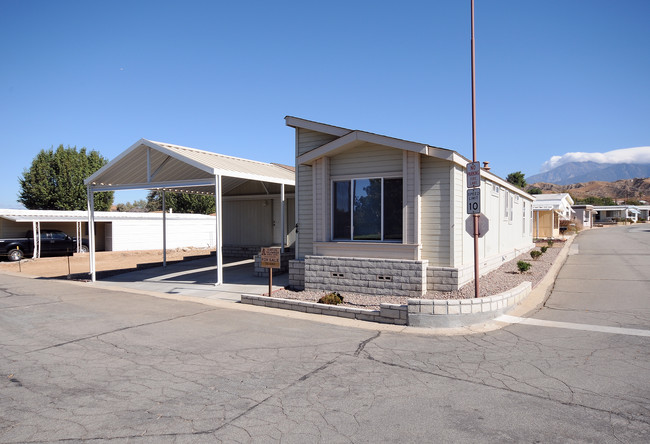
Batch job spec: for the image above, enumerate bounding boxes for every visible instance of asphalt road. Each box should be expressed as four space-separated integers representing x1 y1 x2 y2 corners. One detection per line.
0 226 648 443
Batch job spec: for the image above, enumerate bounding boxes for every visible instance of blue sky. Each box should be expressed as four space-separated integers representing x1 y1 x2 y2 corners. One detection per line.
1 0 648 208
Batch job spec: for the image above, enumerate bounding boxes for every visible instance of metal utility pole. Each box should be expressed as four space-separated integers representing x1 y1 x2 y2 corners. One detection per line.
471 0 480 298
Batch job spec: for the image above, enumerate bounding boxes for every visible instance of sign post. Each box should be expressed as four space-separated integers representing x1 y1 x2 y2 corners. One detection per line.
260 247 281 296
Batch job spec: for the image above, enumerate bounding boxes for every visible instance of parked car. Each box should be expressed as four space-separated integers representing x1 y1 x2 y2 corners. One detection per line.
0 229 89 261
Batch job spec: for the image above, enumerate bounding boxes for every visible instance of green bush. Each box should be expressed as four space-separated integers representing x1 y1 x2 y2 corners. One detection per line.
318 292 344 305
547 240 554 247
530 250 542 260
541 246 548 253
517 261 531 273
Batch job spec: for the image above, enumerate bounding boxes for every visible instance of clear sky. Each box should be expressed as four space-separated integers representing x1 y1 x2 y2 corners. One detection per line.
1 0 648 208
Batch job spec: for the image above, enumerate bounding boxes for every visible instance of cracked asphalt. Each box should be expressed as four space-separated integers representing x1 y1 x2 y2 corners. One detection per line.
1 225 649 443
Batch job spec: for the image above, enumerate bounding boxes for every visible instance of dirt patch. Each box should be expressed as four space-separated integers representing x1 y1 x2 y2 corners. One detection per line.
0 247 214 279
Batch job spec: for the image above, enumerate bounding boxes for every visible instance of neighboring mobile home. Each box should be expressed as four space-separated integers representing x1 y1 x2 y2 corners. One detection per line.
571 205 597 230
285 117 534 297
532 193 574 239
593 205 640 224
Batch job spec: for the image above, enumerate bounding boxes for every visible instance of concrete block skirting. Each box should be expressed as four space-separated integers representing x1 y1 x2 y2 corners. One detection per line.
407 281 532 328
253 251 293 277
288 259 305 290
240 294 408 325
304 255 428 298
222 245 266 259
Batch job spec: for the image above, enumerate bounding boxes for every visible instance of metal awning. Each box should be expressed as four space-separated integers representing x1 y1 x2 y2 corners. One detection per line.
84 139 295 284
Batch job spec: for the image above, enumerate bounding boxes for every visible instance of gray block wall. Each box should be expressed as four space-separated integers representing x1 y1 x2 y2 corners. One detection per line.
304 255 428 298
427 266 460 292
289 260 305 290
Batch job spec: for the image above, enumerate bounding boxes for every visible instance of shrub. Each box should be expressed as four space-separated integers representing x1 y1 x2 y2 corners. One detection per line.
530 250 542 260
547 240 554 247
517 261 531 273
541 246 548 253
318 292 343 305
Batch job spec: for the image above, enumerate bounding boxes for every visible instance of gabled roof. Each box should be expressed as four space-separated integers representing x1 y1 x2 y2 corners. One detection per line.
532 193 574 212
285 116 466 166
285 116 533 200
85 139 294 194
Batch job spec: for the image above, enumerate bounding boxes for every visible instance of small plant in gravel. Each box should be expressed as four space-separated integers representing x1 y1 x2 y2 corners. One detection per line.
530 250 543 260
517 260 531 273
541 246 548 253
318 292 343 305
547 240 554 247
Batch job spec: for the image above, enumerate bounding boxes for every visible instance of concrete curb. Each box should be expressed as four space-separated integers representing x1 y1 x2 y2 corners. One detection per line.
240 237 576 331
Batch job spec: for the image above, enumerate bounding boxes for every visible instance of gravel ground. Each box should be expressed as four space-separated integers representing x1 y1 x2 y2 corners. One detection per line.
272 240 566 310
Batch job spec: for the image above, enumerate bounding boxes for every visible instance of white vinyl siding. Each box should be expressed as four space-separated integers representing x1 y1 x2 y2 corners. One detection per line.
296 164 313 257
403 151 419 245
223 200 273 246
329 143 402 177
295 129 338 258
420 156 452 266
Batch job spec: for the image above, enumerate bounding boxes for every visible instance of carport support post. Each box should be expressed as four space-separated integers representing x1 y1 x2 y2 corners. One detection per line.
162 190 167 268
280 183 285 253
215 175 223 285
87 185 96 282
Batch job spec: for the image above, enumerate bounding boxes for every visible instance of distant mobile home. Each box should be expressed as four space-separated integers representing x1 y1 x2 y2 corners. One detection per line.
285 117 534 297
532 193 574 239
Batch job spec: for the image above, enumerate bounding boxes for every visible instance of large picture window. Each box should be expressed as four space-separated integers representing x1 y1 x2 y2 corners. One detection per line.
332 178 403 241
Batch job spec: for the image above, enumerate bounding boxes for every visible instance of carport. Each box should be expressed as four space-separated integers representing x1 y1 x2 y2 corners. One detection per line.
85 139 295 284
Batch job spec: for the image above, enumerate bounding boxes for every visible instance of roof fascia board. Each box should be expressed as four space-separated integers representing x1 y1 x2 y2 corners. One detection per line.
297 130 430 165
285 116 350 137
213 170 294 185
89 178 217 192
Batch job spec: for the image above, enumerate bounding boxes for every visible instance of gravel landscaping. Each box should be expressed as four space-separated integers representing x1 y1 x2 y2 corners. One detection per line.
272 240 566 310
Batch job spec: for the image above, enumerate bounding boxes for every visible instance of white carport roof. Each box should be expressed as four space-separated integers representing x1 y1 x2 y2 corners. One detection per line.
83 139 295 284
0 209 214 223
85 139 294 193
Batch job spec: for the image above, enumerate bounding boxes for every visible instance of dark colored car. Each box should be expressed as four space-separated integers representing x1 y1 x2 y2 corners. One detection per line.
0 229 89 261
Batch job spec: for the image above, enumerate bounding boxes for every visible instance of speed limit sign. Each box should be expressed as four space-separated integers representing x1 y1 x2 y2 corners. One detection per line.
467 188 480 214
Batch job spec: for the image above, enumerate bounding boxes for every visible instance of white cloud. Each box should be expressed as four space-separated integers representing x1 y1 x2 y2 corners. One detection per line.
541 146 650 172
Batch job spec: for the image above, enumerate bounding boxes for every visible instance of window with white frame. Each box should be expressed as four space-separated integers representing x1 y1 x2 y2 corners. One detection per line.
332 177 403 241
523 201 526 234
504 190 511 221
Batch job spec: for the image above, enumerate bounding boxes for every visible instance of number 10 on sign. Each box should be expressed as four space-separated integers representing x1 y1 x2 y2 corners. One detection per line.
467 188 480 214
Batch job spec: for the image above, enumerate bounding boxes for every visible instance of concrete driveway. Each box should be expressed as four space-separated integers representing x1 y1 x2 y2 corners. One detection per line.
95 256 288 301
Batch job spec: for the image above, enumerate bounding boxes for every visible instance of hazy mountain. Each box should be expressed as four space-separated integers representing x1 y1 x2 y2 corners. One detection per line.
530 178 650 202
528 162 650 185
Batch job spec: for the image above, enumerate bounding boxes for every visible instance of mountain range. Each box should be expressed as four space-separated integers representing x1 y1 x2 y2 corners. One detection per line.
530 178 650 202
527 162 650 185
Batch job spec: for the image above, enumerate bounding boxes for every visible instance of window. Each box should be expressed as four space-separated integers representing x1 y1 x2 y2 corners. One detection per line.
491 183 500 196
332 178 403 241
523 202 527 234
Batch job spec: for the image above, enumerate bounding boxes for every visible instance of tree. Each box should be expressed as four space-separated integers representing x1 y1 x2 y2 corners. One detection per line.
115 199 148 212
18 145 113 210
526 187 543 195
506 171 527 189
146 190 215 214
